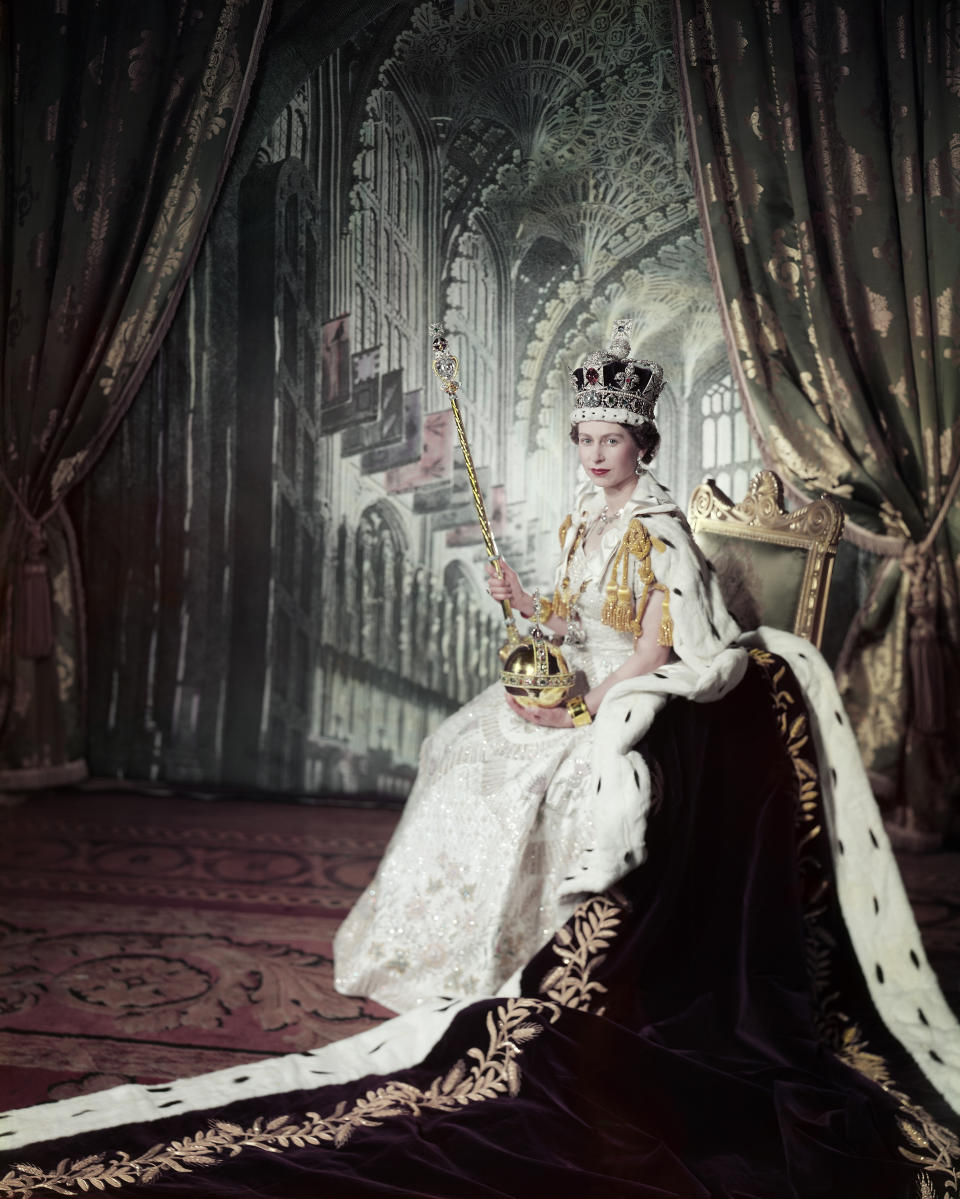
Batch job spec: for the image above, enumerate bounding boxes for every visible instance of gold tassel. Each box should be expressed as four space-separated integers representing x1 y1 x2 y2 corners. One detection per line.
658 588 674 647
601 518 672 639
612 583 633 631
632 584 651 635
601 579 619 625
553 522 584 622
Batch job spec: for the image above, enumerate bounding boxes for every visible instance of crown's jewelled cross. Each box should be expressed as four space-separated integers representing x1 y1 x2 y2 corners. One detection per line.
609 319 632 357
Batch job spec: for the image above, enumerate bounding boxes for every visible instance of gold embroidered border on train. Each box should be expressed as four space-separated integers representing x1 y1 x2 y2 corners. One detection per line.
0 891 624 1195
0 998 563 1196
748 648 960 1198
538 892 626 1015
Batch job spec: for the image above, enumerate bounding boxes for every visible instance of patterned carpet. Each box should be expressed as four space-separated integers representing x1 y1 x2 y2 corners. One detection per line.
0 790 957 1115
0 791 401 1111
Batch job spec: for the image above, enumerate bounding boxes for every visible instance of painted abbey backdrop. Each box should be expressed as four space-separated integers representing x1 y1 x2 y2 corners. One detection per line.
72 0 771 799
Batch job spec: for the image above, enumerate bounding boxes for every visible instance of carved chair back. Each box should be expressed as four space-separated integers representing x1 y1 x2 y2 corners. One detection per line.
687 470 845 647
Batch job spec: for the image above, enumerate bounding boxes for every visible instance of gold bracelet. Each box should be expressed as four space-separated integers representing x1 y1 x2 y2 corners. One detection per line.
566 695 593 726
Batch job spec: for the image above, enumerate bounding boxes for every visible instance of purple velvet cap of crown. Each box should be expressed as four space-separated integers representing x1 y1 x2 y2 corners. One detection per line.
569 323 664 426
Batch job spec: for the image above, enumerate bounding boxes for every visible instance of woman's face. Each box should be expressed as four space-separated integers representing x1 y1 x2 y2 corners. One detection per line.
575 421 637 492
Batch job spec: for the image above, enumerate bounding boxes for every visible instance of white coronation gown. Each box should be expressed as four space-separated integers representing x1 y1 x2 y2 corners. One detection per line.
333 512 640 1013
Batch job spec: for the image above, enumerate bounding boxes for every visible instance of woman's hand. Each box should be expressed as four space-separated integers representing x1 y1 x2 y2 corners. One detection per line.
485 559 532 616
505 693 573 727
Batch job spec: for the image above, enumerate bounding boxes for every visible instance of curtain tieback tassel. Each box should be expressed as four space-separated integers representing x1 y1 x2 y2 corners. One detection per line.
903 546 944 736
16 557 55 660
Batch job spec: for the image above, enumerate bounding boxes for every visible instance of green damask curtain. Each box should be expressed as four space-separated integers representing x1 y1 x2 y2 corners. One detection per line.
673 0 960 840
0 0 271 788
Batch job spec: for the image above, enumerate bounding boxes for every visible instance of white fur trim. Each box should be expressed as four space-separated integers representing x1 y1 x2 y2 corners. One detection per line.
743 627 960 1114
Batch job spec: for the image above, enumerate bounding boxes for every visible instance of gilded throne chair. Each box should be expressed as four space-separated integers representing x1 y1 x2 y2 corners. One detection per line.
687 470 845 648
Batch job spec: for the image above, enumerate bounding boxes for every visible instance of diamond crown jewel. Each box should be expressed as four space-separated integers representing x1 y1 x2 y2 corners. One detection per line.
570 319 664 427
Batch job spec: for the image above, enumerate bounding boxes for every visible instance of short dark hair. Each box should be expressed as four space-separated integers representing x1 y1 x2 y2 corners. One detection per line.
569 420 660 464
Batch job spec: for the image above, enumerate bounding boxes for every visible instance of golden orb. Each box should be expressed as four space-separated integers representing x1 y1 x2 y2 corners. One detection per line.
500 626 575 709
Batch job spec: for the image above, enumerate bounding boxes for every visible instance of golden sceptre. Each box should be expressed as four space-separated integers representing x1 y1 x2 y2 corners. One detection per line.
429 324 574 708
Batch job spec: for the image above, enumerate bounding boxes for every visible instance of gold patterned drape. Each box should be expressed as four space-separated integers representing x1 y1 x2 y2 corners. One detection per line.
674 0 960 839
0 0 271 788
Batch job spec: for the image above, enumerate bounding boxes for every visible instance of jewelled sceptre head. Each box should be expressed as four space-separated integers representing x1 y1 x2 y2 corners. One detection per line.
429 324 574 708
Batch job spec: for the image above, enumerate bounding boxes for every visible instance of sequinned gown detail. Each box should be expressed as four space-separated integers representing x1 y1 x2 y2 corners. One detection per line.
334 522 636 1013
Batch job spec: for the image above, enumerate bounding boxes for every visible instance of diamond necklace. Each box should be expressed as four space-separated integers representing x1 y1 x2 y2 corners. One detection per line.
586 502 626 543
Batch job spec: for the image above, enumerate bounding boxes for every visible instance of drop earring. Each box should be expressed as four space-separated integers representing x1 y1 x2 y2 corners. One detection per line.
635 453 645 477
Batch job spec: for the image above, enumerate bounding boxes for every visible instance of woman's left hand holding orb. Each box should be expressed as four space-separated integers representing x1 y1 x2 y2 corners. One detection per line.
505 693 572 727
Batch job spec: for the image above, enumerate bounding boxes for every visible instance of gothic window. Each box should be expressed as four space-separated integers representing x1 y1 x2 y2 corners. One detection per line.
354 527 367 651
304 336 316 416
305 229 317 313
274 609 291 698
357 503 405 669
291 109 307 162
350 87 423 381
364 209 377 268
393 554 404 648
699 374 763 500
283 282 298 378
279 496 296 592
282 394 296 479
448 230 500 467
300 529 313 611
409 569 423 673
274 110 289 161
368 298 379 349
399 161 409 232
337 520 349 619
302 430 316 507
284 194 299 263
296 630 310 710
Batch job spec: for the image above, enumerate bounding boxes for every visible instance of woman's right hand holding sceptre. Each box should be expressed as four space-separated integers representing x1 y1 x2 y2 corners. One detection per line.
485 559 567 637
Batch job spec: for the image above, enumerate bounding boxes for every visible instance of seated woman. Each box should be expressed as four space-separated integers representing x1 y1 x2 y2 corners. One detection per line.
5 326 958 1197
334 323 744 1012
